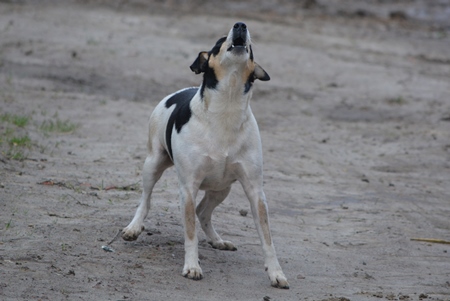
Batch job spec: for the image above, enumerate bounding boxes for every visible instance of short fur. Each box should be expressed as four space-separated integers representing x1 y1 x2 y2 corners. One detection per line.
122 22 289 289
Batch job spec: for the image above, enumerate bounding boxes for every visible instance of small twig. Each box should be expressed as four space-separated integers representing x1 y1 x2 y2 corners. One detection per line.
410 238 450 244
107 229 122 246
101 229 122 253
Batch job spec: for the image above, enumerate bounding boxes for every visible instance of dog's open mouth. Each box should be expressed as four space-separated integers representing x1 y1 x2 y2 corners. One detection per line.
228 37 248 52
232 37 246 47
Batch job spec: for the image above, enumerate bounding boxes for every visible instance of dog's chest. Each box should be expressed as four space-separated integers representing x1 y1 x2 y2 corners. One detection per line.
164 87 261 191
199 151 240 190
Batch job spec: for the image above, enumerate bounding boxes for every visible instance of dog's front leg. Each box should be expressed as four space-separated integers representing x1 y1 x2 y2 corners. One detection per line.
179 185 203 280
240 176 289 289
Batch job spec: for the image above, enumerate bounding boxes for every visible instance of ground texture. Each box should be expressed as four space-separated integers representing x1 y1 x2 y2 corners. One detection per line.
1 1 449 300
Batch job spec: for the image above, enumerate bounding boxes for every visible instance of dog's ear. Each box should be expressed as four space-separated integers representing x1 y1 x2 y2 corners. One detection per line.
190 51 209 74
254 63 270 81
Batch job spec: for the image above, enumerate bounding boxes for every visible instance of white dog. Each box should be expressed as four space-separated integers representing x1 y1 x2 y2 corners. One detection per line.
122 22 289 289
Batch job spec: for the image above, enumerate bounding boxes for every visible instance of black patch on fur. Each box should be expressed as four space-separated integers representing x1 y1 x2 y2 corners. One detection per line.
244 71 255 94
210 37 227 56
249 45 254 61
165 88 198 161
200 66 218 99
199 37 226 99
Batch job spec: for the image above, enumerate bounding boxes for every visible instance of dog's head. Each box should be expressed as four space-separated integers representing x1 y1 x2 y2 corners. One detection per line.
190 22 269 97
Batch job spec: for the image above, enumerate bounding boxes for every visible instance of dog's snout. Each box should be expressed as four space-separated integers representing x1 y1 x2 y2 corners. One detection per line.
231 22 248 48
234 22 247 32
228 22 250 53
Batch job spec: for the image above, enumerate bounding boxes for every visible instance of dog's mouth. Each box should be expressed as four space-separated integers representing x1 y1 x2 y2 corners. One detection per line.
228 36 248 53
232 37 246 48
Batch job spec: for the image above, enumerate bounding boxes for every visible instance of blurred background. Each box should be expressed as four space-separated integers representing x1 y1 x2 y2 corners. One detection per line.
82 0 450 27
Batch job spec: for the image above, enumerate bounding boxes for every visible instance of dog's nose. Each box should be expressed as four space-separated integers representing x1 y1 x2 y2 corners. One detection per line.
233 22 247 31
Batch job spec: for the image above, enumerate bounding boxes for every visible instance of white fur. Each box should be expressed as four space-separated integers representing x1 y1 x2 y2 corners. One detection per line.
122 24 289 289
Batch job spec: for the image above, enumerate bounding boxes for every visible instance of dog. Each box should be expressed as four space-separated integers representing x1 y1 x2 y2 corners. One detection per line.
121 22 289 289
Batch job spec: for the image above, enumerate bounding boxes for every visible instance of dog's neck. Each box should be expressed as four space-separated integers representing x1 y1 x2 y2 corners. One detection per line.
197 69 253 130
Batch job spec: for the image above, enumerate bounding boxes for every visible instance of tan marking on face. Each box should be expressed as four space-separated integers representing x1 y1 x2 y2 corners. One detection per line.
185 198 196 240
258 199 272 245
207 43 228 82
242 60 255 85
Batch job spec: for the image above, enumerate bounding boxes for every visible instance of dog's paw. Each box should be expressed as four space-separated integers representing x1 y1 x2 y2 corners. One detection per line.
121 225 145 241
208 240 237 251
268 270 289 289
182 265 203 280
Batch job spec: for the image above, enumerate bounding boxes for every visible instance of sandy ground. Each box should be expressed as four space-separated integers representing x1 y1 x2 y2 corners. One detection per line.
1 1 450 300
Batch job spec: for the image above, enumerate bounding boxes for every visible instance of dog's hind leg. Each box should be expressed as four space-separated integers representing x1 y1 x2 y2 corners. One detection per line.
122 150 172 241
196 187 237 251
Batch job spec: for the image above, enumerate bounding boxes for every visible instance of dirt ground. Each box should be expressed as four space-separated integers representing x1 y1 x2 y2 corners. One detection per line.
1 1 450 300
